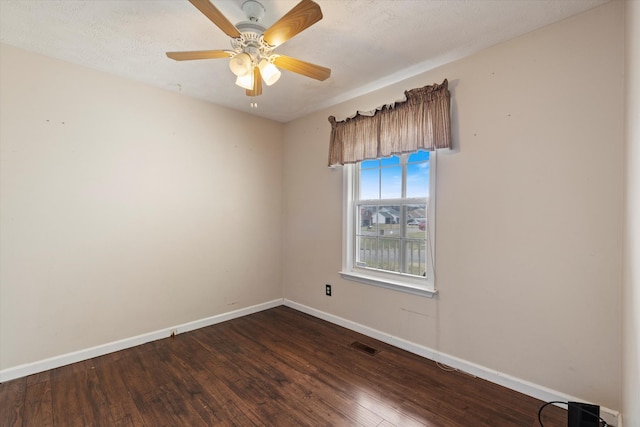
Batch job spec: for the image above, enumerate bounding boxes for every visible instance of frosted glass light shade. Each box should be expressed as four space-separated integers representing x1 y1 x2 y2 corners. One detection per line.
258 59 281 86
229 53 252 76
235 72 254 90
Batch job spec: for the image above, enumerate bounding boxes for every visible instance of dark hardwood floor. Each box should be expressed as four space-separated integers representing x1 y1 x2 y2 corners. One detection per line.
0 306 566 426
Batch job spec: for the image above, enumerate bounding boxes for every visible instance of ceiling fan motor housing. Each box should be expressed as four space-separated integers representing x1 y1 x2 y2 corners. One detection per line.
230 0 276 69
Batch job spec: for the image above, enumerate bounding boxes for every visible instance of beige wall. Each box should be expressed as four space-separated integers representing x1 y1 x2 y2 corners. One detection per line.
0 44 284 370
283 1 624 410
623 0 640 425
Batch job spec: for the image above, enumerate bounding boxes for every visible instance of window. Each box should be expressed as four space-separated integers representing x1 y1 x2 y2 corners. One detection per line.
341 151 436 297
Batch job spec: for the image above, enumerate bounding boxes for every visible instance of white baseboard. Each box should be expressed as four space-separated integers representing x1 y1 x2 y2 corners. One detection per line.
283 299 621 427
0 298 283 383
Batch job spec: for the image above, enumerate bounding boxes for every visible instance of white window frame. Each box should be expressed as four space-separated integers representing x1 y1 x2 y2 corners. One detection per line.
340 152 437 298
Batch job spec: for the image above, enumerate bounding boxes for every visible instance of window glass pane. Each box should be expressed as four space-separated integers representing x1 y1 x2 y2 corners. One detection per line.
379 238 401 273
380 165 402 199
358 236 378 268
359 168 379 200
378 205 401 236
404 240 426 276
410 218 427 240
358 205 378 235
406 162 429 198
405 204 427 238
381 156 400 166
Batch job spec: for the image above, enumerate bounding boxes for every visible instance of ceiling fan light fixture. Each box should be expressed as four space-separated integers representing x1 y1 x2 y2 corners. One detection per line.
235 71 254 90
167 0 331 97
258 59 281 86
229 52 252 76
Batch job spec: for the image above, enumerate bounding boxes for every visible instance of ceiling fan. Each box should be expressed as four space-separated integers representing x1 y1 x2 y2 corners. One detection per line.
166 0 331 98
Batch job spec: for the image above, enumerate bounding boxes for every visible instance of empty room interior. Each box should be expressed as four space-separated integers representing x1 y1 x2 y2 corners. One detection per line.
1 0 639 426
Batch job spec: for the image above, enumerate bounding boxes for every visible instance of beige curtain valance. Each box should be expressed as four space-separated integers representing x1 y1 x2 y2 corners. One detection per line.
327 79 451 166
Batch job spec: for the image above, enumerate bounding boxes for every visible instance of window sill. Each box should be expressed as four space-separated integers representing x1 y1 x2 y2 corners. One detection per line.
339 271 437 298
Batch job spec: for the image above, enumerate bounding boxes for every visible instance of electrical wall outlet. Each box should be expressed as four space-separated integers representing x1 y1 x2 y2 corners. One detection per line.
325 284 332 296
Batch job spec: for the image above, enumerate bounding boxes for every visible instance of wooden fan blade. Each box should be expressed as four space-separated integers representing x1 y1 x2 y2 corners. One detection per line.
188 0 241 38
246 67 263 97
166 50 231 61
262 0 322 47
274 55 331 81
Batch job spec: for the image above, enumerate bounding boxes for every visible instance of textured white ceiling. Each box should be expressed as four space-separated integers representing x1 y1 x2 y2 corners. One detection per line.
0 0 608 122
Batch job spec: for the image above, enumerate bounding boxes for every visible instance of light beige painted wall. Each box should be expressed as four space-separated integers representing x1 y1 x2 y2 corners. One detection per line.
283 1 624 410
0 44 284 370
623 0 640 425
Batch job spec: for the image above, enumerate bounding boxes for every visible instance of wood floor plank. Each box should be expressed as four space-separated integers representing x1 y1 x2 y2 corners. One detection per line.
92 352 147 426
0 377 25 426
160 333 261 426
219 321 374 426
119 344 208 426
24 371 53 426
191 326 325 426
50 359 114 426
0 306 568 426
152 336 249 426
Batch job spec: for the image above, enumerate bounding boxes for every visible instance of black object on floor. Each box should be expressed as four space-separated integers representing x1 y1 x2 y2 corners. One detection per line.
568 402 600 427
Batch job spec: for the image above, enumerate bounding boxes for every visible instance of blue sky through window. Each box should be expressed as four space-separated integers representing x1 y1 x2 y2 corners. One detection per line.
359 151 430 200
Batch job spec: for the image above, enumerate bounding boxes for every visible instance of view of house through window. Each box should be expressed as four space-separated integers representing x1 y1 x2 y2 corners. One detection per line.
355 151 431 278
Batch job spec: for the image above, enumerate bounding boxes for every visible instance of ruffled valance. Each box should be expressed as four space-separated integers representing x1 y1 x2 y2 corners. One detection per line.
328 79 451 166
